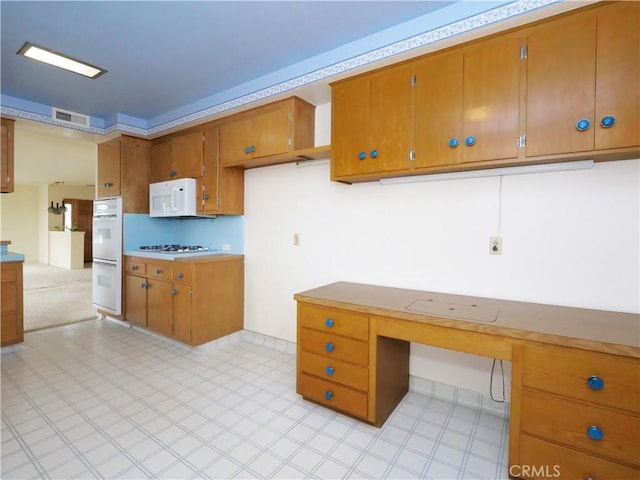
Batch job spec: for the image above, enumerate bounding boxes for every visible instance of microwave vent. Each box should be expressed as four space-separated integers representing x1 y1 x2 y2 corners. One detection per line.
52 107 90 127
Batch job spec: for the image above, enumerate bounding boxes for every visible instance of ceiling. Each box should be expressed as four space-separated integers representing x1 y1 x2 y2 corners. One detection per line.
1 0 581 186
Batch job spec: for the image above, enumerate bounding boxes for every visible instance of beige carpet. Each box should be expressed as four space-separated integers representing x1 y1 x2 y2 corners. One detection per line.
23 263 97 331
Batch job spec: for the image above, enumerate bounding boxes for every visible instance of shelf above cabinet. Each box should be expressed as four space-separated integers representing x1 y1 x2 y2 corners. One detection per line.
221 144 331 169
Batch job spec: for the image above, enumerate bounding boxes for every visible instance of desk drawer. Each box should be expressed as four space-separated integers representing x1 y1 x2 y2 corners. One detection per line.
522 344 640 413
299 303 368 340
299 327 368 366
299 350 368 392
298 373 367 419
521 389 640 466
518 434 639 479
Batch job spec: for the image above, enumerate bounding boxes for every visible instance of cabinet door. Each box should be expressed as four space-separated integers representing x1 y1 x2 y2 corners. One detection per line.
594 3 640 150
331 75 370 178
1 119 14 193
125 274 147 327
526 15 597 157
147 279 173 336
172 284 191 344
251 104 290 158
174 130 203 178
414 50 463 168
120 137 150 213
150 138 174 183
202 125 220 213
97 138 121 198
462 35 521 163
219 116 252 165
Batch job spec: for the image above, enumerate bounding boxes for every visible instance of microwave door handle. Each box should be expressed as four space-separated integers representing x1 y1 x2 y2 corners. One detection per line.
171 188 177 211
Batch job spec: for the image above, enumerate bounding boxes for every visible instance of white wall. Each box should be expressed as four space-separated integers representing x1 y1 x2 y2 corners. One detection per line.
244 103 640 399
0 184 40 262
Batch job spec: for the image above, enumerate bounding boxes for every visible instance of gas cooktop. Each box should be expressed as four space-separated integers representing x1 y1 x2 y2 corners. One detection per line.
139 244 212 254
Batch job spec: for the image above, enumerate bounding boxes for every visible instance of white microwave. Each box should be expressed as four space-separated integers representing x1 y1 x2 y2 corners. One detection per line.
149 178 198 217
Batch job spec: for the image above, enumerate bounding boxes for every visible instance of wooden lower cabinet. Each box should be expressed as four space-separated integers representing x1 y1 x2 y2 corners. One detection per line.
296 303 409 426
124 255 243 346
1 260 24 346
511 343 640 478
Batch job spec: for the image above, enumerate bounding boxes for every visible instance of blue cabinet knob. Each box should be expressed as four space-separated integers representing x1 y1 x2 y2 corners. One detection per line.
600 115 616 128
325 366 334 376
244 147 251 154
576 119 591 131
169 170 176 177
156 268 161 274
465 136 476 146
448 138 459 148
324 390 333 400
587 376 604 390
325 318 334 328
587 426 603 441
140 282 146 289
358 151 366 160
250 146 256 153
325 342 334 352
177 272 184 279
370 149 378 158
203 194 209 200
171 288 177 295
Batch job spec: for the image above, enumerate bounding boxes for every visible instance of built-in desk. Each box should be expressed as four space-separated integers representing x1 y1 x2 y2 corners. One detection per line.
295 282 640 479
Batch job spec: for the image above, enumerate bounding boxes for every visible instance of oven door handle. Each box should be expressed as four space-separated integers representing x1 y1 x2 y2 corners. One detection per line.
93 260 117 267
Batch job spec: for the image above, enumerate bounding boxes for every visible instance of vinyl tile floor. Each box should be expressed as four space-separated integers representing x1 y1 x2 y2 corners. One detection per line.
1 319 509 480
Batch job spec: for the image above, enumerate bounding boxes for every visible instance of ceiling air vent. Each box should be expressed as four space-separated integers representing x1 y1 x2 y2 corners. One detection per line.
52 107 90 127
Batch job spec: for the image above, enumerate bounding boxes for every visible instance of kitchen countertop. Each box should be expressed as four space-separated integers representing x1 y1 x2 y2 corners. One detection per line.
124 250 242 261
294 281 640 358
0 240 25 263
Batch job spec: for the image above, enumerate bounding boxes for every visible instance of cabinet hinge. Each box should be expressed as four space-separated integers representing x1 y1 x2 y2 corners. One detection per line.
409 150 416 161
202 134 206 143
519 46 528 60
288 112 293 122
517 135 527 148
410 75 416 87
288 137 292 147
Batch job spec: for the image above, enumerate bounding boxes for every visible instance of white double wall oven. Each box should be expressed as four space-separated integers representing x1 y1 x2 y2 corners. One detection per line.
92 197 123 315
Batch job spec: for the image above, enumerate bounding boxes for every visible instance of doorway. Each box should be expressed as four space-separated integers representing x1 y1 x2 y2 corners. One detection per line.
63 198 93 263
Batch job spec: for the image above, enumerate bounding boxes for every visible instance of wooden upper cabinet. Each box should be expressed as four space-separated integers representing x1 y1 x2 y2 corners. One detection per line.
150 130 203 182
331 63 412 180
97 137 122 197
413 34 521 169
219 96 315 168
1 118 15 193
199 124 244 215
526 2 639 157
97 135 150 213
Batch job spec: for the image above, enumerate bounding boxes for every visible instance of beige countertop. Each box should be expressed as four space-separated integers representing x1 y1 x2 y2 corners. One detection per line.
295 282 640 358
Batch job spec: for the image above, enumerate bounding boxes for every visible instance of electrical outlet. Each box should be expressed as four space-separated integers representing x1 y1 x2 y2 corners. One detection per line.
293 233 300 246
222 243 231 252
489 236 502 255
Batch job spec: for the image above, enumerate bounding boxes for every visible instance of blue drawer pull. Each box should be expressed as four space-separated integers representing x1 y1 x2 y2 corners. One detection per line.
169 170 176 177
325 342 334 353
600 115 616 128
203 194 209 200
156 268 161 274
448 137 459 148
587 426 603 441
171 288 177 295
177 272 184 279
358 151 366 160
465 136 476 146
325 318 334 328
325 366 334 376
370 149 378 158
587 375 604 390
576 119 591 131
244 146 251 154
250 146 256 153
324 391 333 400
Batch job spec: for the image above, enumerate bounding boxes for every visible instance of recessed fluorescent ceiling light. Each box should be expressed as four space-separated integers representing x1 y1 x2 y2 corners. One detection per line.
17 42 106 79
